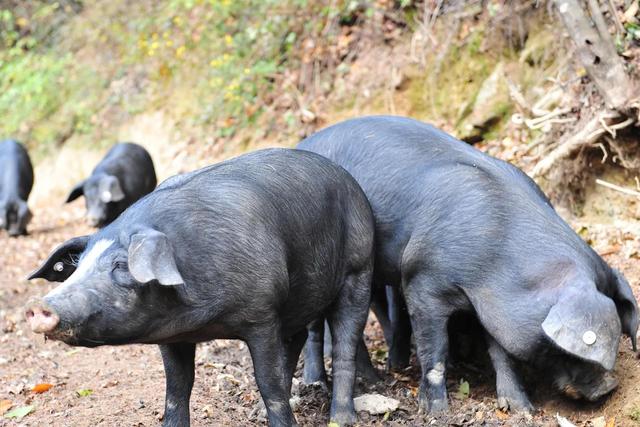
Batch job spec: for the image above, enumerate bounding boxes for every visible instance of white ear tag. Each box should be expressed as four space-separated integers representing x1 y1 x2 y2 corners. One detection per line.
101 191 112 203
53 262 64 272
583 330 597 345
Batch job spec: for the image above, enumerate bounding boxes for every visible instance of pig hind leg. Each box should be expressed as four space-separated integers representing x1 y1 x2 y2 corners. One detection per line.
303 319 328 385
385 285 412 370
486 334 533 412
247 323 297 426
159 342 196 427
403 275 454 413
326 267 372 425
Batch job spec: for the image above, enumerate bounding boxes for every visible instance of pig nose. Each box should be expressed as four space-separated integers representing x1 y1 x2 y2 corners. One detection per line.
25 302 60 333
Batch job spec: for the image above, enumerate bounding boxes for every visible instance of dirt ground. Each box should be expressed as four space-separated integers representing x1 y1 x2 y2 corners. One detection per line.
1 196 640 427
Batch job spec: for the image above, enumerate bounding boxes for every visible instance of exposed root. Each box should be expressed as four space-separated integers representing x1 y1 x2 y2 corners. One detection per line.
595 178 640 198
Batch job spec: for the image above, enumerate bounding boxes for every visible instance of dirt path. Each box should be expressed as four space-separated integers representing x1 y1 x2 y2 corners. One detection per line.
1 202 639 426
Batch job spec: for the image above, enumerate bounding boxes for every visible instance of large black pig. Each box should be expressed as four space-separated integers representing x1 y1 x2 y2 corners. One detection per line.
298 115 639 413
0 139 34 236
66 142 156 227
26 148 374 427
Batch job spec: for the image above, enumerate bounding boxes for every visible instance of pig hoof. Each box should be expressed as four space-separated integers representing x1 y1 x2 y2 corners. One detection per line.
497 396 533 413
419 397 448 414
429 398 449 413
330 410 356 426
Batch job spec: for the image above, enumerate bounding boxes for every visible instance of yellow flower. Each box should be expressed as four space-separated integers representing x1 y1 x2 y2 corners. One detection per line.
176 46 186 57
152 33 159 40
166 40 174 47
243 68 250 75
224 34 233 46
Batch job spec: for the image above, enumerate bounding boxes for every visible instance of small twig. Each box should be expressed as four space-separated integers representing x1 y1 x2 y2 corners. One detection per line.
596 178 640 198
599 115 616 137
607 0 625 35
595 142 608 163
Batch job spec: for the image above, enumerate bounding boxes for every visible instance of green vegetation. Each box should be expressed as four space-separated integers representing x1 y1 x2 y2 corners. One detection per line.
0 0 392 157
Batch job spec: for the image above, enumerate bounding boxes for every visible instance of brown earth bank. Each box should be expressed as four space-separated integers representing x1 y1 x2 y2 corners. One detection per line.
1 189 640 426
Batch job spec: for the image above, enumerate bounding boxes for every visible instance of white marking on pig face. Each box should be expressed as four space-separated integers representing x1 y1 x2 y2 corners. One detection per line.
427 362 445 385
100 191 112 203
47 239 114 298
583 330 597 346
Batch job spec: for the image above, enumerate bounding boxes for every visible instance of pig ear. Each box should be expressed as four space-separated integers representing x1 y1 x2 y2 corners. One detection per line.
128 229 184 286
66 181 85 203
610 269 639 351
99 175 125 203
28 236 90 282
542 287 621 370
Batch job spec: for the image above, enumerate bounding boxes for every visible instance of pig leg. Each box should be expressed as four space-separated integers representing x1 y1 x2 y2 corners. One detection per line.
247 326 297 426
303 318 327 385
327 269 371 425
356 338 380 382
403 277 452 413
486 335 533 412
386 285 412 370
285 329 309 394
370 283 391 342
159 342 196 427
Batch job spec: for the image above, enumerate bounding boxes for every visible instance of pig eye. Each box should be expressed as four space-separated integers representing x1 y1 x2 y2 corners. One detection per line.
111 261 133 286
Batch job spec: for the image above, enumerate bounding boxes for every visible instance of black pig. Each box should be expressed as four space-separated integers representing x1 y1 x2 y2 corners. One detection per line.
298 115 639 413
0 139 34 236
66 142 156 227
27 148 374 427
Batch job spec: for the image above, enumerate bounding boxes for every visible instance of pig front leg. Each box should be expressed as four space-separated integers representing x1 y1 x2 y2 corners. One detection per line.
403 276 452 413
303 319 327 385
247 326 297 427
159 342 196 427
486 335 533 413
285 329 308 394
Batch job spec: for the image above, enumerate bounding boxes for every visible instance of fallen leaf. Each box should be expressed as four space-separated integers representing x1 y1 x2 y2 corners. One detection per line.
495 409 509 420
606 417 615 427
76 389 93 397
0 400 12 416
32 383 54 394
4 405 34 420
456 380 470 399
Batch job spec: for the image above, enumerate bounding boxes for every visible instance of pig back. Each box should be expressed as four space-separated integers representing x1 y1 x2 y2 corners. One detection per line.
122 148 374 323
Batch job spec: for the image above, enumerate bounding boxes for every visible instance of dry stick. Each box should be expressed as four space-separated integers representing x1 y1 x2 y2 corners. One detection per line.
533 113 635 177
532 113 611 177
587 0 615 46
607 0 625 36
554 0 635 110
595 178 640 198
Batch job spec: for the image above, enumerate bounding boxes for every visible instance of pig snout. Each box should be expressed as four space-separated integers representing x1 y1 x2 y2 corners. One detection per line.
86 215 103 227
25 301 60 333
560 370 619 402
582 372 619 401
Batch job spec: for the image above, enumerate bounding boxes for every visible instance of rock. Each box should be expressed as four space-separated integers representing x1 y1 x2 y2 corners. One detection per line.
353 393 400 415
458 62 510 143
555 414 576 427
590 416 606 427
